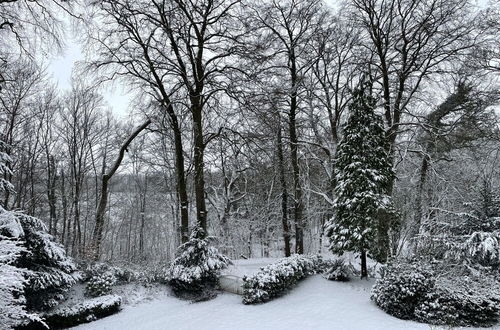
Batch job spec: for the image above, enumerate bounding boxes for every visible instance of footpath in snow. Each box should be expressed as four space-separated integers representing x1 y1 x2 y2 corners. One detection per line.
71 259 494 330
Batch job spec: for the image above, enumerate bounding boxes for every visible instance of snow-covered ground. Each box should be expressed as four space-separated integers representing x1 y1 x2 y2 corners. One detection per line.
71 259 497 330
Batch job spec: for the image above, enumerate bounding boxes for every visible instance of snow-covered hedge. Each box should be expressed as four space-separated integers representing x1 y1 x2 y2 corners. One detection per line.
167 228 231 301
371 262 500 327
242 254 320 304
42 294 122 328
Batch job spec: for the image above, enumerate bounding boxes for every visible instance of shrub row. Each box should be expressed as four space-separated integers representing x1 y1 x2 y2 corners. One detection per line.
242 254 320 304
371 262 500 327
43 294 122 329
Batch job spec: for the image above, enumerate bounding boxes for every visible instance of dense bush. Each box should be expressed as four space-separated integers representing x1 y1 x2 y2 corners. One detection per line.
167 228 231 301
414 278 499 327
371 262 435 319
42 294 122 329
321 259 357 282
134 262 170 284
85 272 116 297
371 261 500 327
242 254 320 304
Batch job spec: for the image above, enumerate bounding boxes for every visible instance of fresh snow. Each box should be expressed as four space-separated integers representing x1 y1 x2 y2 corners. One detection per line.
71 259 496 330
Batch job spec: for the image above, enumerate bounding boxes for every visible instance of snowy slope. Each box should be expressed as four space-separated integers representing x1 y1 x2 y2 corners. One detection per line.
71 259 497 330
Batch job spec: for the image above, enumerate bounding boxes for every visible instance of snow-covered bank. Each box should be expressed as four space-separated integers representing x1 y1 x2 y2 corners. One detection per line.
69 258 497 330
70 275 489 330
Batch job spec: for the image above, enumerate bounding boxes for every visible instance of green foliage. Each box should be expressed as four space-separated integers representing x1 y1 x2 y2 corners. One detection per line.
325 83 396 262
242 255 320 304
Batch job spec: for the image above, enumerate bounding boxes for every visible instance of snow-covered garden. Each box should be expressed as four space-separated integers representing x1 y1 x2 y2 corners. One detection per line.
2 0 500 329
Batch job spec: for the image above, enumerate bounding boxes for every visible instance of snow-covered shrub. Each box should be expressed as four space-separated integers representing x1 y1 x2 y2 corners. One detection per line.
372 261 500 327
321 258 356 282
167 228 231 301
414 278 499 327
136 262 170 284
446 231 500 268
371 262 435 320
86 272 116 297
242 254 319 304
42 294 122 328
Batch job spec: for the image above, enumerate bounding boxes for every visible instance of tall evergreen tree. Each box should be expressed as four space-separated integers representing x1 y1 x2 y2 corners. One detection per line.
325 83 395 278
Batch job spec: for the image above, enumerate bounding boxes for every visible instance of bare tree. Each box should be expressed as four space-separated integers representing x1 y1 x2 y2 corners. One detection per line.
90 119 151 260
249 0 327 253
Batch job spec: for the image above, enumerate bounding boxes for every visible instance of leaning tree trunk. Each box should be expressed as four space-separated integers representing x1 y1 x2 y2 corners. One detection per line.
90 119 151 261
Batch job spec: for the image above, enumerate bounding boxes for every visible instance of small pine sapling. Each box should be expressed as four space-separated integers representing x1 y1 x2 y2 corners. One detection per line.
168 227 231 301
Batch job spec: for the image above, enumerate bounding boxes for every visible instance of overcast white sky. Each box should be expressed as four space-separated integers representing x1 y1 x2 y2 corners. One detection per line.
46 0 489 119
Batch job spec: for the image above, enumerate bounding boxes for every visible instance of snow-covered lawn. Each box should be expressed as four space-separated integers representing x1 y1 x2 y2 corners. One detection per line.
71 259 496 330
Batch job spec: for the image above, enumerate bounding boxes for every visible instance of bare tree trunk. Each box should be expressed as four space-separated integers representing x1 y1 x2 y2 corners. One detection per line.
192 103 207 234
414 153 430 236
61 168 68 246
360 249 368 279
289 53 304 254
277 123 291 257
169 115 189 244
46 155 57 236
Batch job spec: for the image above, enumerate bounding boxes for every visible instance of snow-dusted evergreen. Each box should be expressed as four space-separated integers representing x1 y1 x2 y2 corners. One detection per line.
167 227 231 300
325 83 396 276
0 207 36 328
1 145 36 327
17 212 79 311
0 146 78 327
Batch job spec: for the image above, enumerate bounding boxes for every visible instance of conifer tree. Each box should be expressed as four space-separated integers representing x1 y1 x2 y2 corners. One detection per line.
325 83 395 278
0 142 77 327
168 227 231 301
